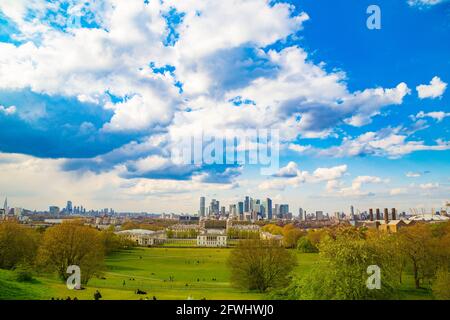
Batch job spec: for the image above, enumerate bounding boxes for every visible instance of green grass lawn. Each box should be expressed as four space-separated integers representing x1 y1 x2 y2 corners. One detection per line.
0 248 434 300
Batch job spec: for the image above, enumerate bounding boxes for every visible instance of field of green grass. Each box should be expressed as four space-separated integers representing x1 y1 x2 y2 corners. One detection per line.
0 248 433 300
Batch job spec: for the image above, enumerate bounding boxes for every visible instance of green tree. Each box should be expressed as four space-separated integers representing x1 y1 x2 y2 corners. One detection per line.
0 221 40 269
297 236 318 253
287 227 398 300
396 223 438 289
37 221 105 285
432 267 450 300
228 239 297 292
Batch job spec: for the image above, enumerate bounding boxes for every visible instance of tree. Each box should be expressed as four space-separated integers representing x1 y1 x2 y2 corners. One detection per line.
261 224 283 235
396 223 437 289
0 221 40 269
286 227 398 300
228 239 297 292
297 236 318 253
37 221 104 284
432 267 450 300
282 225 305 248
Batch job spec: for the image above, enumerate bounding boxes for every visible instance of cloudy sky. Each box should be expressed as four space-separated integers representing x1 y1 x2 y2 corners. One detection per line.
0 0 449 214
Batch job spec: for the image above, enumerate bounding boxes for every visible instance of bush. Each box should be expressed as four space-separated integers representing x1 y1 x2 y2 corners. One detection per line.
14 265 34 282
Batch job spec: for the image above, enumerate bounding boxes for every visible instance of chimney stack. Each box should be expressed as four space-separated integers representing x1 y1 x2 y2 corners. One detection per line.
384 208 389 224
376 208 381 220
369 208 374 221
391 208 397 220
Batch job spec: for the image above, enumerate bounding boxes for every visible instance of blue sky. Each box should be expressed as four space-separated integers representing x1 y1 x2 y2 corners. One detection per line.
0 0 449 214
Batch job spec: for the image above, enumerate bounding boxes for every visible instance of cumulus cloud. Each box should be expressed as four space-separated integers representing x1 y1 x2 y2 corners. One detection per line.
318 127 450 158
416 76 447 99
327 175 386 197
414 111 450 122
259 162 347 191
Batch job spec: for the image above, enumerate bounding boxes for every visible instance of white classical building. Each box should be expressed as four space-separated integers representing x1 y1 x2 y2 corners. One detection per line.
197 229 227 247
116 229 166 246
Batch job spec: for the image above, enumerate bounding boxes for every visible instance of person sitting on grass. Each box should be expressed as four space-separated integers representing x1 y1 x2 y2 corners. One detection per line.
94 290 102 300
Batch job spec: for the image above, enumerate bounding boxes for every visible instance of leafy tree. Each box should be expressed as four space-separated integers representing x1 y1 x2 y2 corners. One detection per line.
396 223 438 289
297 236 318 253
282 225 305 248
228 239 297 292
37 221 105 284
432 267 450 300
261 224 283 235
286 227 398 300
0 221 40 269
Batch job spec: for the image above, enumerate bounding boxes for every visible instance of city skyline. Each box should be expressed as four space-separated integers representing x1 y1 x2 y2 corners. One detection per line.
0 1 449 213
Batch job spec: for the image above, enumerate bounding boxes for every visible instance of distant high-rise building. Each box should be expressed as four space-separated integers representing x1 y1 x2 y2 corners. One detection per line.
299 208 304 221
220 206 226 216
280 204 289 218
244 196 250 212
237 202 244 216
350 205 355 220
66 201 73 214
265 198 273 220
49 206 60 215
200 197 206 217
316 211 324 220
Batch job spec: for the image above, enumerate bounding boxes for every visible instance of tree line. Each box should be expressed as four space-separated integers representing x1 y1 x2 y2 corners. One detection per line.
0 220 133 285
228 222 450 300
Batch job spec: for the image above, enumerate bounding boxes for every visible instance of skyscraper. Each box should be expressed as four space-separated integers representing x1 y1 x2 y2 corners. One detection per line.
66 200 73 215
265 198 273 220
299 207 304 221
244 196 250 212
200 197 206 217
237 202 244 216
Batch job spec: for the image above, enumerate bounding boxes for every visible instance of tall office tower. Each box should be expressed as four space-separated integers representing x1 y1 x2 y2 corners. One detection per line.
200 197 206 217
350 205 355 220
376 208 381 220
66 201 73 215
299 207 304 221
220 206 226 216
249 197 255 212
238 202 244 216
265 198 273 220
244 196 250 212
274 204 280 218
316 211 324 220
280 204 289 218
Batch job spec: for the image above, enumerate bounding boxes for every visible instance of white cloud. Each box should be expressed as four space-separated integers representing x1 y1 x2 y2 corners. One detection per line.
327 175 386 197
416 76 447 99
288 143 311 153
408 0 449 7
319 127 450 158
259 162 347 191
420 182 439 190
0 105 16 115
390 188 408 195
414 111 450 122
406 172 421 178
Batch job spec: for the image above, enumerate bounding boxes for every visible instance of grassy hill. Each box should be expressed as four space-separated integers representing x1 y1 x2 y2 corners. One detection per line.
0 248 433 300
